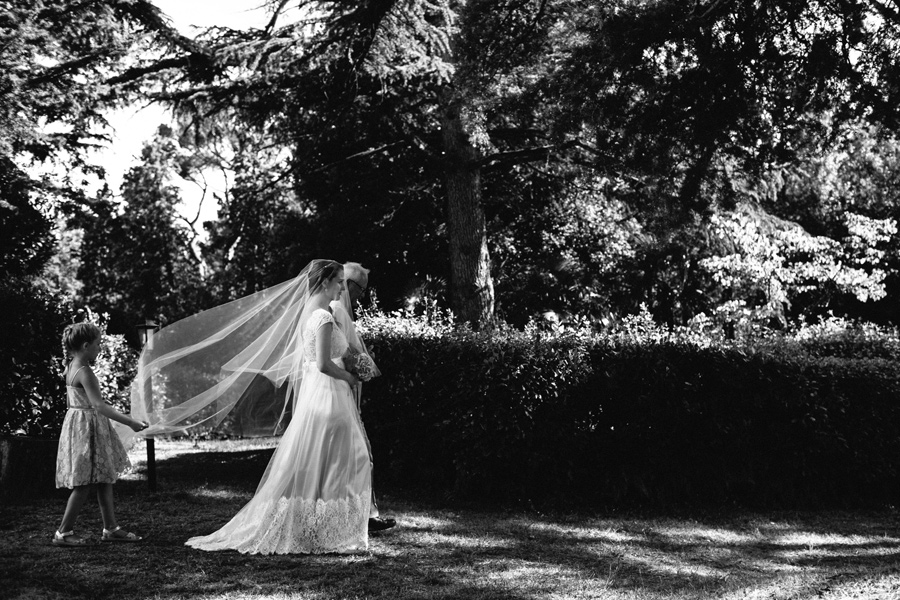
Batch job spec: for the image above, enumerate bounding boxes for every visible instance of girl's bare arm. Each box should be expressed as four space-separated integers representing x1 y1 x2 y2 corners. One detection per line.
80 368 146 431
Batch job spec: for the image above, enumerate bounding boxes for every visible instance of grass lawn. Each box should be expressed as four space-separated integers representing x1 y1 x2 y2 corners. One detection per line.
1 439 898 600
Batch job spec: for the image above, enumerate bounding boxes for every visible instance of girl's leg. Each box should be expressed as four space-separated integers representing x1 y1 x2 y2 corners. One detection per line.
58 485 92 533
97 483 142 541
96 483 118 531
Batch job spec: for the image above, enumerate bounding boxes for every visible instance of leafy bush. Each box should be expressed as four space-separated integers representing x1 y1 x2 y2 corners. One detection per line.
0 291 139 437
0 278 72 436
699 208 896 328
358 308 900 508
791 314 900 360
87 311 139 416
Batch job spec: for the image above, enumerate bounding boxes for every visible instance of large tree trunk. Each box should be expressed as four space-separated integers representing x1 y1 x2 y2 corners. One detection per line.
441 96 495 329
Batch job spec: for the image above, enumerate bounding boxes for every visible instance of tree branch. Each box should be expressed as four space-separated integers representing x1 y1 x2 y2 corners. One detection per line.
692 0 732 20
26 50 111 88
478 137 642 176
307 140 410 173
123 0 206 55
104 56 197 86
867 0 900 27
479 143 562 169
264 0 294 34
26 0 202 91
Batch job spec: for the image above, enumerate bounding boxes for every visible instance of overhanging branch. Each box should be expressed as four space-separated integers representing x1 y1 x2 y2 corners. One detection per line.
478 143 562 169
26 50 110 88
478 136 616 170
105 56 198 86
307 140 410 173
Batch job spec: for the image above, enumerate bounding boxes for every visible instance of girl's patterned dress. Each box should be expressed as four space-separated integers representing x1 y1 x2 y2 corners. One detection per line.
55 366 130 489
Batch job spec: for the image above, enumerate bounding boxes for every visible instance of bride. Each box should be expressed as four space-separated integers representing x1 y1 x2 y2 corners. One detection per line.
127 260 373 554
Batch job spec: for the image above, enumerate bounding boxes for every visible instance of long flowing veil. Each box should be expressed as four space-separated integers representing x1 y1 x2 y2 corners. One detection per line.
120 259 340 449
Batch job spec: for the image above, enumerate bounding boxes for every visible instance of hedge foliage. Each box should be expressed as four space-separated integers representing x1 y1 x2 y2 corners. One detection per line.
4 293 898 509
358 312 900 509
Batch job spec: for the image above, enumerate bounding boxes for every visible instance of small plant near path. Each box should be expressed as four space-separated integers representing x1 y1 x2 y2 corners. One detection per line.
2 439 898 600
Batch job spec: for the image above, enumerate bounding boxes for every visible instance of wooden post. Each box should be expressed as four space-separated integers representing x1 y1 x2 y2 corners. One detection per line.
146 438 156 492
144 356 156 492
137 319 159 492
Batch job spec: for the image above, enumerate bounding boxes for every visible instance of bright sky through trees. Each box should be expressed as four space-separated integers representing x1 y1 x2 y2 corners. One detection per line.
99 1 268 229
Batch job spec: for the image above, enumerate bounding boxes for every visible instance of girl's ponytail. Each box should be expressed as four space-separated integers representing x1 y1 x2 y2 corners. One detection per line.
62 322 101 359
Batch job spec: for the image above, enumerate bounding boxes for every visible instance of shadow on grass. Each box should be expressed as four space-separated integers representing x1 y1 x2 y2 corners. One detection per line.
1 443 898 600
151 447 275 493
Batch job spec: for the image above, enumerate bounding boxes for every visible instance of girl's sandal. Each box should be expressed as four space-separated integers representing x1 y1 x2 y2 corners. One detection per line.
52 530 89 547
101 526 143 543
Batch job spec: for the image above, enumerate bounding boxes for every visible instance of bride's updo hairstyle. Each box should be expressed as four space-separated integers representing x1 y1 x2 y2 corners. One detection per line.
307 260 343 293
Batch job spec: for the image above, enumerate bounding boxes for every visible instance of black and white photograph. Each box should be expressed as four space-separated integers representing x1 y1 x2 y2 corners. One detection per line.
1 1 899 598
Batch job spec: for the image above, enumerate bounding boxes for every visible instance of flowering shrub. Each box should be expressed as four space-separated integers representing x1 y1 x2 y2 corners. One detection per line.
699 207 896 328
790 314 900 361
357 296 459 340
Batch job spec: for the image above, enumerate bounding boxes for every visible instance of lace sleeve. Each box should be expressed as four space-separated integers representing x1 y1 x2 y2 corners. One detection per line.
310 310 335 335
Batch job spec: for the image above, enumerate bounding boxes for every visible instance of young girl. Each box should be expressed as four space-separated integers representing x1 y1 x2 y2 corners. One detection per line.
53 322 148 547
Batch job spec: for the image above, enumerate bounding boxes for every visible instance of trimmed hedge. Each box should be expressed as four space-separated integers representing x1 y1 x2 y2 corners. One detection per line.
360 322 900 508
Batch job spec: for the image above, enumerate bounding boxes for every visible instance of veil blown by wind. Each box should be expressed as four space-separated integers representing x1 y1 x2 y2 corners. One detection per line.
120 260 342 448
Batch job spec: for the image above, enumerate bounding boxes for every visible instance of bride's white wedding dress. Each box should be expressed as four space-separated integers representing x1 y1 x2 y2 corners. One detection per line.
186 308 372 554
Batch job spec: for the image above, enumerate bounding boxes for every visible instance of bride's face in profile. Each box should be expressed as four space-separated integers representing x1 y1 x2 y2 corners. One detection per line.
323 270 345 301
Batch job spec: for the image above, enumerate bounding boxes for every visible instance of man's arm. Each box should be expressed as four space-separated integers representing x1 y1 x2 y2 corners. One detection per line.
331 301 365 352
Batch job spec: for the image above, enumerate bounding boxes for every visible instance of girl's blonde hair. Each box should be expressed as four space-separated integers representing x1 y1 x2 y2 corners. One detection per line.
62 322 101 357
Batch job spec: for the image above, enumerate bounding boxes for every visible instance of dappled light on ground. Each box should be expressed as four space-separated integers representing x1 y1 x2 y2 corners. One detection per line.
1 439 897 600
191 487 248 501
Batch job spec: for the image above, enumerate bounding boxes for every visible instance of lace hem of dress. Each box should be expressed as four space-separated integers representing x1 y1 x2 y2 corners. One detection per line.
186 491 369 555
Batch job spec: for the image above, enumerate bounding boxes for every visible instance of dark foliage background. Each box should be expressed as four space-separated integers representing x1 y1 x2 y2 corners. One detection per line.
0 280 72 437
0 157 73 436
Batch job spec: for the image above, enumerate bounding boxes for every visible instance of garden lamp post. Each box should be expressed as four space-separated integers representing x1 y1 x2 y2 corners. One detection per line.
136 320 158 492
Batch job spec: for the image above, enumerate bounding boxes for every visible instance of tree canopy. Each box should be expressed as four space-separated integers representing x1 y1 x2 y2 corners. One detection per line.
7 0 900 334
